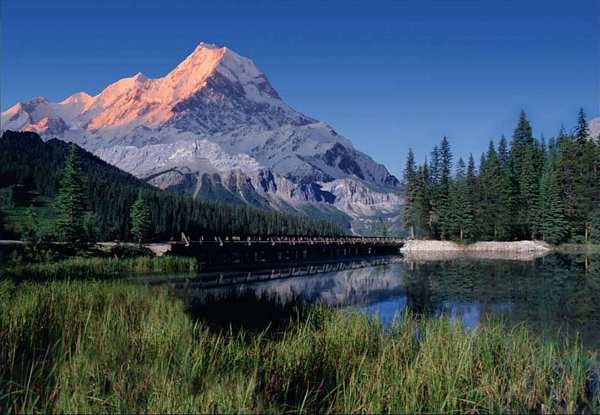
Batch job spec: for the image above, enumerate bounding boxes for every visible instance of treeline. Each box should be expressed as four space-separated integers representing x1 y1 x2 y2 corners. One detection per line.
0 131 346 241
402 110 600 244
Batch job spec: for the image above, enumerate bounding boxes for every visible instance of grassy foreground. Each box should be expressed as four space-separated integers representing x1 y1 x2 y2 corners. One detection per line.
0 280 598 414
4 255 198 280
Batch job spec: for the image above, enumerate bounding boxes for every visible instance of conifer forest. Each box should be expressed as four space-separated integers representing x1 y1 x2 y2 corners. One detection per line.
402 109 600 244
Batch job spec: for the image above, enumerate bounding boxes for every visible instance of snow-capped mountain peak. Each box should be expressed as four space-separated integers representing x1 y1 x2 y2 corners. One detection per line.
2 43 292 134
1 41 402 234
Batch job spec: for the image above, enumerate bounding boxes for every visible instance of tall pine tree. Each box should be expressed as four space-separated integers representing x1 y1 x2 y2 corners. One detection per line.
402 148 418 238
557 111 594 241
498 135 509 173
478 141 502 239
54 144 86 244
538 157 569 244
496 156 516 240
575 108 595 241
426 137 453 239
509 112 541 238
465 154 479 239
448 158 473 241
130 191 153 244
413 162 432 238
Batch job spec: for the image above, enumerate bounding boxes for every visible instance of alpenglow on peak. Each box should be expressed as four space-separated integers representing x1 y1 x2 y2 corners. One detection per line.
1 41 401 234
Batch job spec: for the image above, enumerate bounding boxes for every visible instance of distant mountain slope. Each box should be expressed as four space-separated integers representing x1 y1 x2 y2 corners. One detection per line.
1 42 403 234
0 131 347 240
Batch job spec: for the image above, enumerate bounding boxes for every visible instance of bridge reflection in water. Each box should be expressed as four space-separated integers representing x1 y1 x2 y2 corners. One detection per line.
142 254 600 353
169 236 404 271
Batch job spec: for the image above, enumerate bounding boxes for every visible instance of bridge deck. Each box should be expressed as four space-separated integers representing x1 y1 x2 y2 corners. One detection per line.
169 236 404 271
171 236 405 245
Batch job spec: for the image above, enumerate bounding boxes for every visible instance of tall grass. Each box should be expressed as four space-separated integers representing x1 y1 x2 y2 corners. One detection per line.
0 280 597 413
4 255 198 280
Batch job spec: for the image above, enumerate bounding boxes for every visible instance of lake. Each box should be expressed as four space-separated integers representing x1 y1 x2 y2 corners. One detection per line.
153 253 600 354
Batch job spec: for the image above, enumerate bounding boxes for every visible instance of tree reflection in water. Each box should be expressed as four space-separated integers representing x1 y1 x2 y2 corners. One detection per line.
168 254 600 352
401 253 600 351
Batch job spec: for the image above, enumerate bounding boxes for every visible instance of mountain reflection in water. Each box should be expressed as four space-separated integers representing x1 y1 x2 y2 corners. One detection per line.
158 253 600 352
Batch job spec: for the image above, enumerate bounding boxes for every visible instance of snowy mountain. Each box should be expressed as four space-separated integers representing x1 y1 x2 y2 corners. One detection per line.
1 42 403 234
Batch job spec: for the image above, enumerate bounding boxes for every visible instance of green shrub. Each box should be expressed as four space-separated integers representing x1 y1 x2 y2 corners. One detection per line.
110 243 153 258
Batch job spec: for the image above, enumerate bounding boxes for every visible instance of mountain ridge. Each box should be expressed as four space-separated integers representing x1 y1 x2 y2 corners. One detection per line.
1 42 403 235
0 130 347 239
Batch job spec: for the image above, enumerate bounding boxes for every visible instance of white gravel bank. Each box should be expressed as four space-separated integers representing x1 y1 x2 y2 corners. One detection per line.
401 240 552 253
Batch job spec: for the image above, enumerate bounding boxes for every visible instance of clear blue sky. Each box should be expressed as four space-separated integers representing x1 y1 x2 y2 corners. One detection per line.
2 0 598 177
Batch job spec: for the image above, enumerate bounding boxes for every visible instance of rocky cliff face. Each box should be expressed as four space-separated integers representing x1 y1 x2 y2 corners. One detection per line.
1 42 403 234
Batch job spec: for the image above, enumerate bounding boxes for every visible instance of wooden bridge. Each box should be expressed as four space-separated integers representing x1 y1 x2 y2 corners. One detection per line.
168 235 405 270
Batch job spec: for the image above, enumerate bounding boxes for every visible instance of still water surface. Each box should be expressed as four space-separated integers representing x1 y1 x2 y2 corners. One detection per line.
156 253 600 353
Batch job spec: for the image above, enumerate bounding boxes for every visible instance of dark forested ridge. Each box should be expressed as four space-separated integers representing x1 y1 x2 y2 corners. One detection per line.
0 131 346 240
402 110 600 244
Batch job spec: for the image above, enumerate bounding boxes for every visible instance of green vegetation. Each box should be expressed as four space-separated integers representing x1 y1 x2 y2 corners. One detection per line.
0 188 55 238
403 109 600 244
1 279 597 413
0 131 347 242
5 255 198 280
130 191 152 244
53 144 87 244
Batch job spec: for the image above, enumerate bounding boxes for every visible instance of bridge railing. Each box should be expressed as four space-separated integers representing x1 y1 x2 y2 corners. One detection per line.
172 234 404 246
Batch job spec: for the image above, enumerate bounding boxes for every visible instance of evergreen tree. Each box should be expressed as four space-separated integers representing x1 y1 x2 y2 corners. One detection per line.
83 212 99 242
465 154 479 238
437 137 453 239
429 145 440 185
478 141 502 239
539 133 547 153
538 157 569 244
575 107 589 144
402 148 416 191
508 112 541 238
130 191 153 244
54 144 86 244
427 145 441 238
402 148 418 238
520 142 542 238
439 136 452 185
547 135 558 160
455 157 466 182
592 136 600 219
557 112 594 241
556 128 578 238
510 112 532 171
466 154 477 197
496 156 516 240
575 109 596 241
376 219 389 237
423 137 453 239
413 163 432 238
498 135 509 173
22 206 40 242
448 160 473 241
